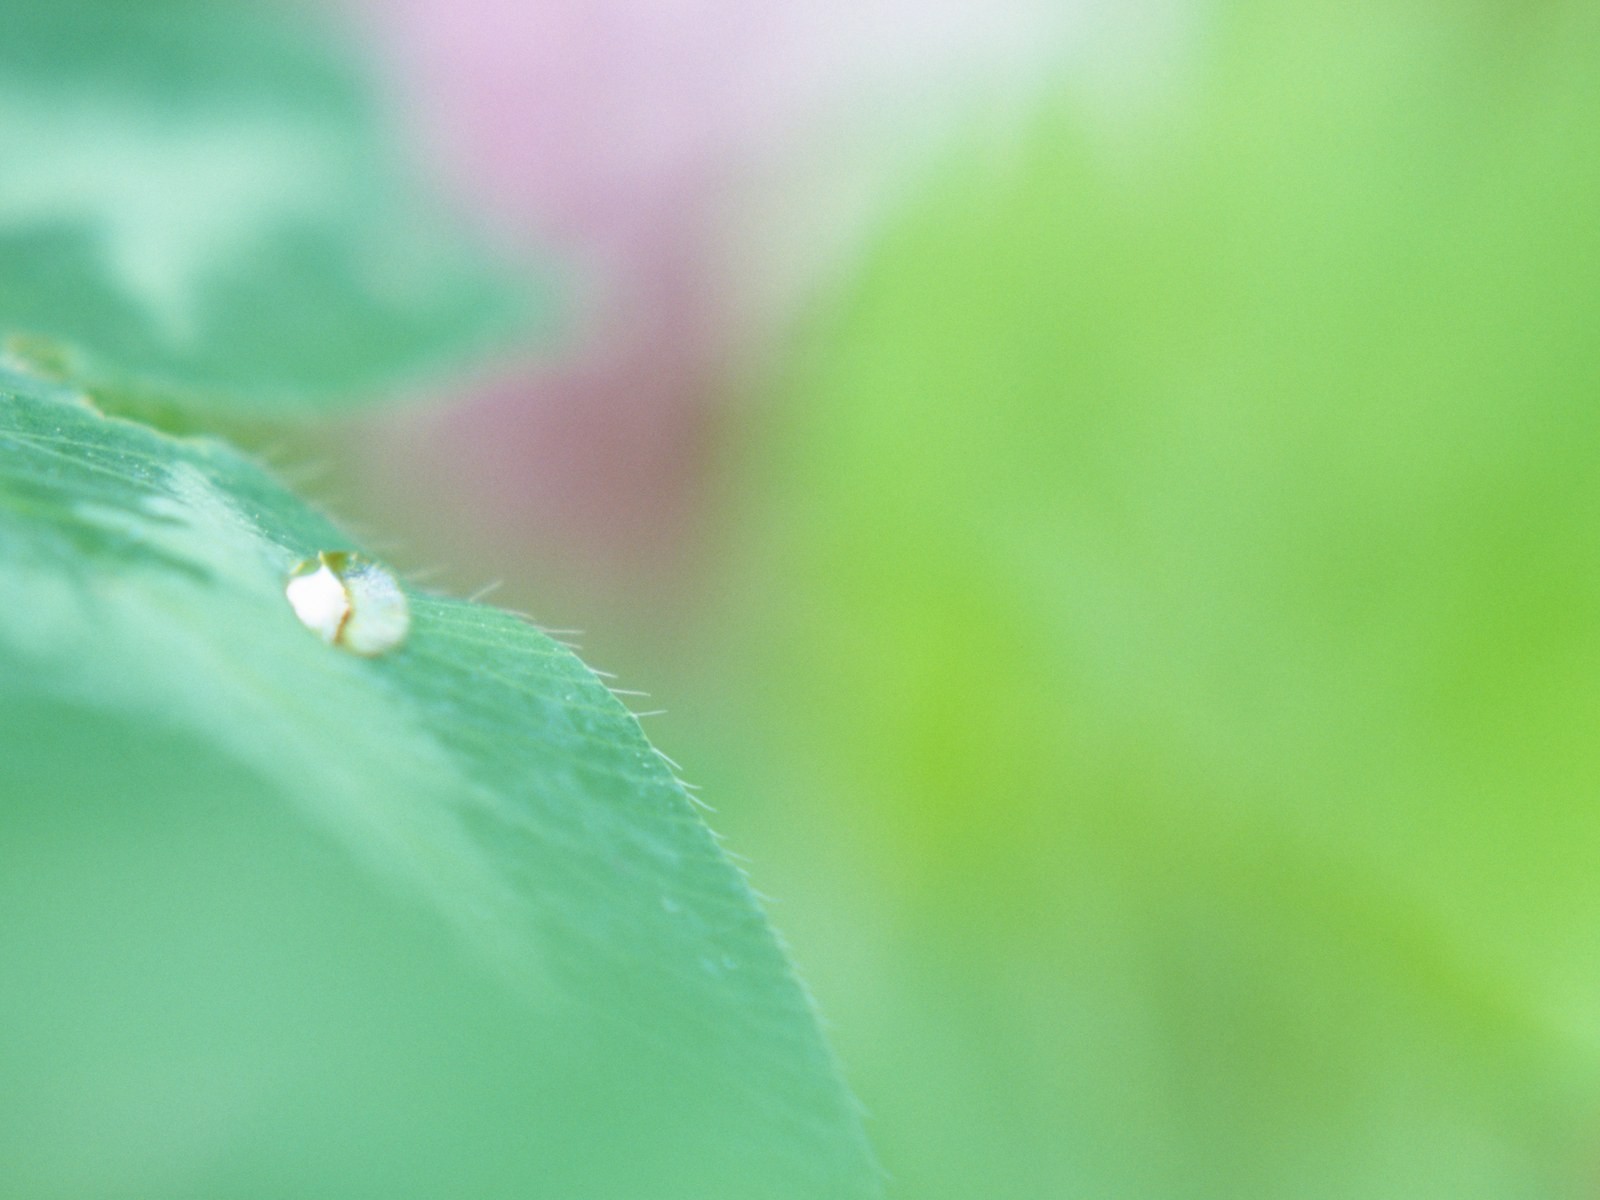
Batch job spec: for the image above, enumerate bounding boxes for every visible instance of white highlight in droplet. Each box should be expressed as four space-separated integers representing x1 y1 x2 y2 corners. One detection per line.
286 551 410 657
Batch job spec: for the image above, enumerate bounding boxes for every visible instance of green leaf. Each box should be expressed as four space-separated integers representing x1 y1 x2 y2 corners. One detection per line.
0 366 878 1198
0 0 544 417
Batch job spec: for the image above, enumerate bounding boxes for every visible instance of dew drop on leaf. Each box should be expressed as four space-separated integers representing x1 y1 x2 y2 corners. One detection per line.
286 550 410 656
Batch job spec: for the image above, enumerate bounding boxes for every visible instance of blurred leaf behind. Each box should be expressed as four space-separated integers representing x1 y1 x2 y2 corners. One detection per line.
0 0 544 418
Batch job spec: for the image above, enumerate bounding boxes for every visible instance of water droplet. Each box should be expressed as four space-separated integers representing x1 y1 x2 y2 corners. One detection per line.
286 551 410 657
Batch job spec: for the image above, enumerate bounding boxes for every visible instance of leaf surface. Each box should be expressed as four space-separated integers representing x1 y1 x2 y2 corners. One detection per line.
0 366 877 1199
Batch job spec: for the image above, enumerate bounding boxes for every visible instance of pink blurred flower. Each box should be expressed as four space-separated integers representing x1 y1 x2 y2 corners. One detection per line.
345 0 1179 595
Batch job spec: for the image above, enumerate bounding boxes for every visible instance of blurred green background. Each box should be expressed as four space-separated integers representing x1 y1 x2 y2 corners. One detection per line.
581 1 1600 1194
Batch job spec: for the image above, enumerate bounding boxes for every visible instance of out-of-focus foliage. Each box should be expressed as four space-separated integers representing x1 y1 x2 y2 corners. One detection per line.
0 0 539 417
680 2 1600 1195
0 366 879 1198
